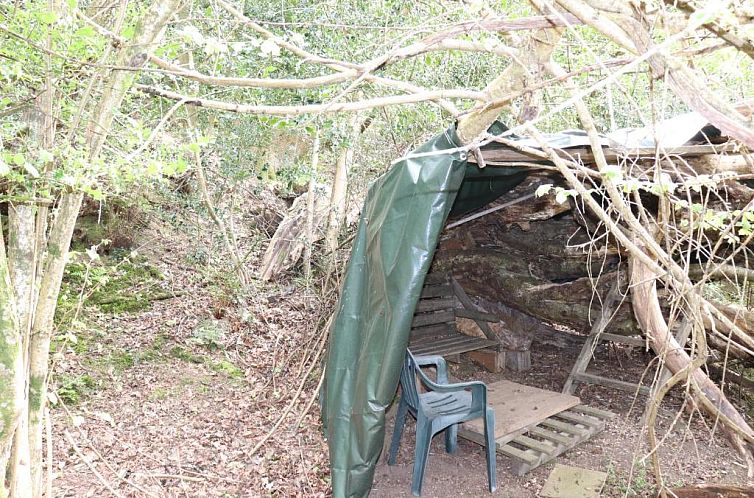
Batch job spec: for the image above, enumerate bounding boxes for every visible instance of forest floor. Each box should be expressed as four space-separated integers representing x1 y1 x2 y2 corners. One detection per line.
49 209 751 497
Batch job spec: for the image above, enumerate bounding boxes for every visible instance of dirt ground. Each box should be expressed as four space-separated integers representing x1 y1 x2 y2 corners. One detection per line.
372 345 751 497
49 214 752 497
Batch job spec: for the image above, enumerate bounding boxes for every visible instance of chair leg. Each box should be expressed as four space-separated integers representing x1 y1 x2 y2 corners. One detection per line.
483 407 497 493
411 419 434 497
444 423 458 454
388 398 408 466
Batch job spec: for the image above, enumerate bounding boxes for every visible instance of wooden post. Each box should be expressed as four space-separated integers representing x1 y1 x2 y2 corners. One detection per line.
505 350 531 372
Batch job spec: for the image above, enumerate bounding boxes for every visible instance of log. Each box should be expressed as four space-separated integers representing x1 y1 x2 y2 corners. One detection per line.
258 187 330 281
434 245 638 335
445 215 610 281
668 484 754 498
702 301 754 363
707 364 754 391
505 350 531 372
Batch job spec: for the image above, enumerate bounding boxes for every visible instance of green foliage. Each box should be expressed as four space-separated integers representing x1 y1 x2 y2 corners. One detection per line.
150 387 170 400
108 350 136 370
209 359 244 379
0 0 192 208
605 461 655 497
704 280 751 308
56 374 97 405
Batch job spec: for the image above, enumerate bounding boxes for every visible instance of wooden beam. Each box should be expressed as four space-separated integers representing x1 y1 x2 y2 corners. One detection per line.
411 310 455 328
600 333 645 347
451 277 498 341
572 372 651 395
474 143 738 166
455 308 500 322
445 193 535 229
562 280 622 394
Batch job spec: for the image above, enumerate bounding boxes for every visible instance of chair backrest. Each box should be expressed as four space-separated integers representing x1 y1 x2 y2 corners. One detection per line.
399 351 421 412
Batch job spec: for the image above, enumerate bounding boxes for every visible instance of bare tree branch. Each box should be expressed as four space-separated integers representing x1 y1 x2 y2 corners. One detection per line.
135 84 484 114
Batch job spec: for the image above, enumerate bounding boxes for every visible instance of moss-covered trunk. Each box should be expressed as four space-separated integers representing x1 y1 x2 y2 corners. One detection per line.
26 193 83 495
0 217 22 498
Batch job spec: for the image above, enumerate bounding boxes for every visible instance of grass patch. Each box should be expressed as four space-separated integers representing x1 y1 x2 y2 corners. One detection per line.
150 387 170 401
209 359 244 379
109 350 135 370
169 345 244 383
605 461 654 497
135 333 170 363
170 346 205 364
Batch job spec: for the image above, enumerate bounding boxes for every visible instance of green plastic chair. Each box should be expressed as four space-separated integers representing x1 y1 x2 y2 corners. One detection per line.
388 350 497 496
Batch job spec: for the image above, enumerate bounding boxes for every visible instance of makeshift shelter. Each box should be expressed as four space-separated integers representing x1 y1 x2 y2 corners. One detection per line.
321 115 749 498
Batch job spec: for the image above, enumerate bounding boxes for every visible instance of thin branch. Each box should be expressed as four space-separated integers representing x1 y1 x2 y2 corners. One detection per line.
125 98 188 160
135 84 484 114
663 0 754 60
148 38 515 90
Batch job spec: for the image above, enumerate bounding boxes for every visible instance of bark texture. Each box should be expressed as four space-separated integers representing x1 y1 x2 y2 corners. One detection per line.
435 212 637 336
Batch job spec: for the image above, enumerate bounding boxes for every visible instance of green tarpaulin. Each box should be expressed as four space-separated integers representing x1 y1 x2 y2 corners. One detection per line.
321 124 525 498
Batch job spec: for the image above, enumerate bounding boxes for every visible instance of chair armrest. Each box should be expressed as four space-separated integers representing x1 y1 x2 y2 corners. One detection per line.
415 369 488 407
413 354 449 384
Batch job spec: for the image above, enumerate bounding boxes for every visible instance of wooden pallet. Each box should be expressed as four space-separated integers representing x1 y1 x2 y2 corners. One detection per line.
462 404 615 476
503 405 614 475
459 379 615 475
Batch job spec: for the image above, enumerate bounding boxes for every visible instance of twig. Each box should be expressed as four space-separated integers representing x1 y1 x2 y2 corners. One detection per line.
136 84 484 115
64 430 124 498
292 367 326 431
139 473 204 482
445 192 536 229
58 399 159 498
249 318 329 457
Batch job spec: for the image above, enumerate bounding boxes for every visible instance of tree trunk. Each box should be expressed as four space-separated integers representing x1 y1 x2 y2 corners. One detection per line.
26 193 83 495
0 217 22 498
20 0 180 493
456 26 562 143
325 114 365 253
435 214 637 335
439 251 637 335
259 187 332 281
303 133 321 282
630 256 754 477
7 205 36 498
